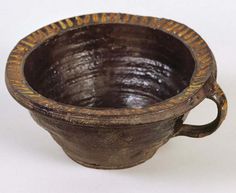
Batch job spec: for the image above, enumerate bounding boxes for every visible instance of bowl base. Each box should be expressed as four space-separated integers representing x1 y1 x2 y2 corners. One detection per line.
63 147 158 170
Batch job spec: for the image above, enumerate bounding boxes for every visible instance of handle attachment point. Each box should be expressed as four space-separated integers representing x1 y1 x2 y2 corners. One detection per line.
175 83 227 138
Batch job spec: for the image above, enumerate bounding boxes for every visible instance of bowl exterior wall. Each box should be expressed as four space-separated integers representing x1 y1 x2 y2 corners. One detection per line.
30 111 183 169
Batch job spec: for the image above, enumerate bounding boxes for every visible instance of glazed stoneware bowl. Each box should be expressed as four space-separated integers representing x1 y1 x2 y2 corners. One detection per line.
6 13 227 169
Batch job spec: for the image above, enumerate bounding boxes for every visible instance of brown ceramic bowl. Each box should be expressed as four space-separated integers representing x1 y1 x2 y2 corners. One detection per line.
6 13 227 169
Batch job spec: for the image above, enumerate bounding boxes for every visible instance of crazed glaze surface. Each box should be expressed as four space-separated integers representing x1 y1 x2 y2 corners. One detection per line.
5 13 227 169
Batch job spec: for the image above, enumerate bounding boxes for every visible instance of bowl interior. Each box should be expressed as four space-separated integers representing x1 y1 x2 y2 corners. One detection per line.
24 23 195 108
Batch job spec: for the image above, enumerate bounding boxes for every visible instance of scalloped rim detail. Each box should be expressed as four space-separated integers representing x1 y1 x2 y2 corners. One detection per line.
5 13 215 125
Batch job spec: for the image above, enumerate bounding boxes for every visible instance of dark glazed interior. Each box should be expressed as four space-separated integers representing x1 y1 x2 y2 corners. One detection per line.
24 24 195 108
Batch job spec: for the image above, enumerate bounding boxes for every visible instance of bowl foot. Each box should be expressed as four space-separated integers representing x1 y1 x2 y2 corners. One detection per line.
63 148 158 170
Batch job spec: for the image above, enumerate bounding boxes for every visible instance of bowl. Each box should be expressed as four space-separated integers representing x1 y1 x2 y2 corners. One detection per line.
5 13 227 169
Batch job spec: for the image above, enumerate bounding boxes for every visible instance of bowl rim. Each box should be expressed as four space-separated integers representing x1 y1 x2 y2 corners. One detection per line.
5 12 215 125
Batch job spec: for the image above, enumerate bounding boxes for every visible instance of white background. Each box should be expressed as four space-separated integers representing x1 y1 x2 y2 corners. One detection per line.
0 0 235 192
